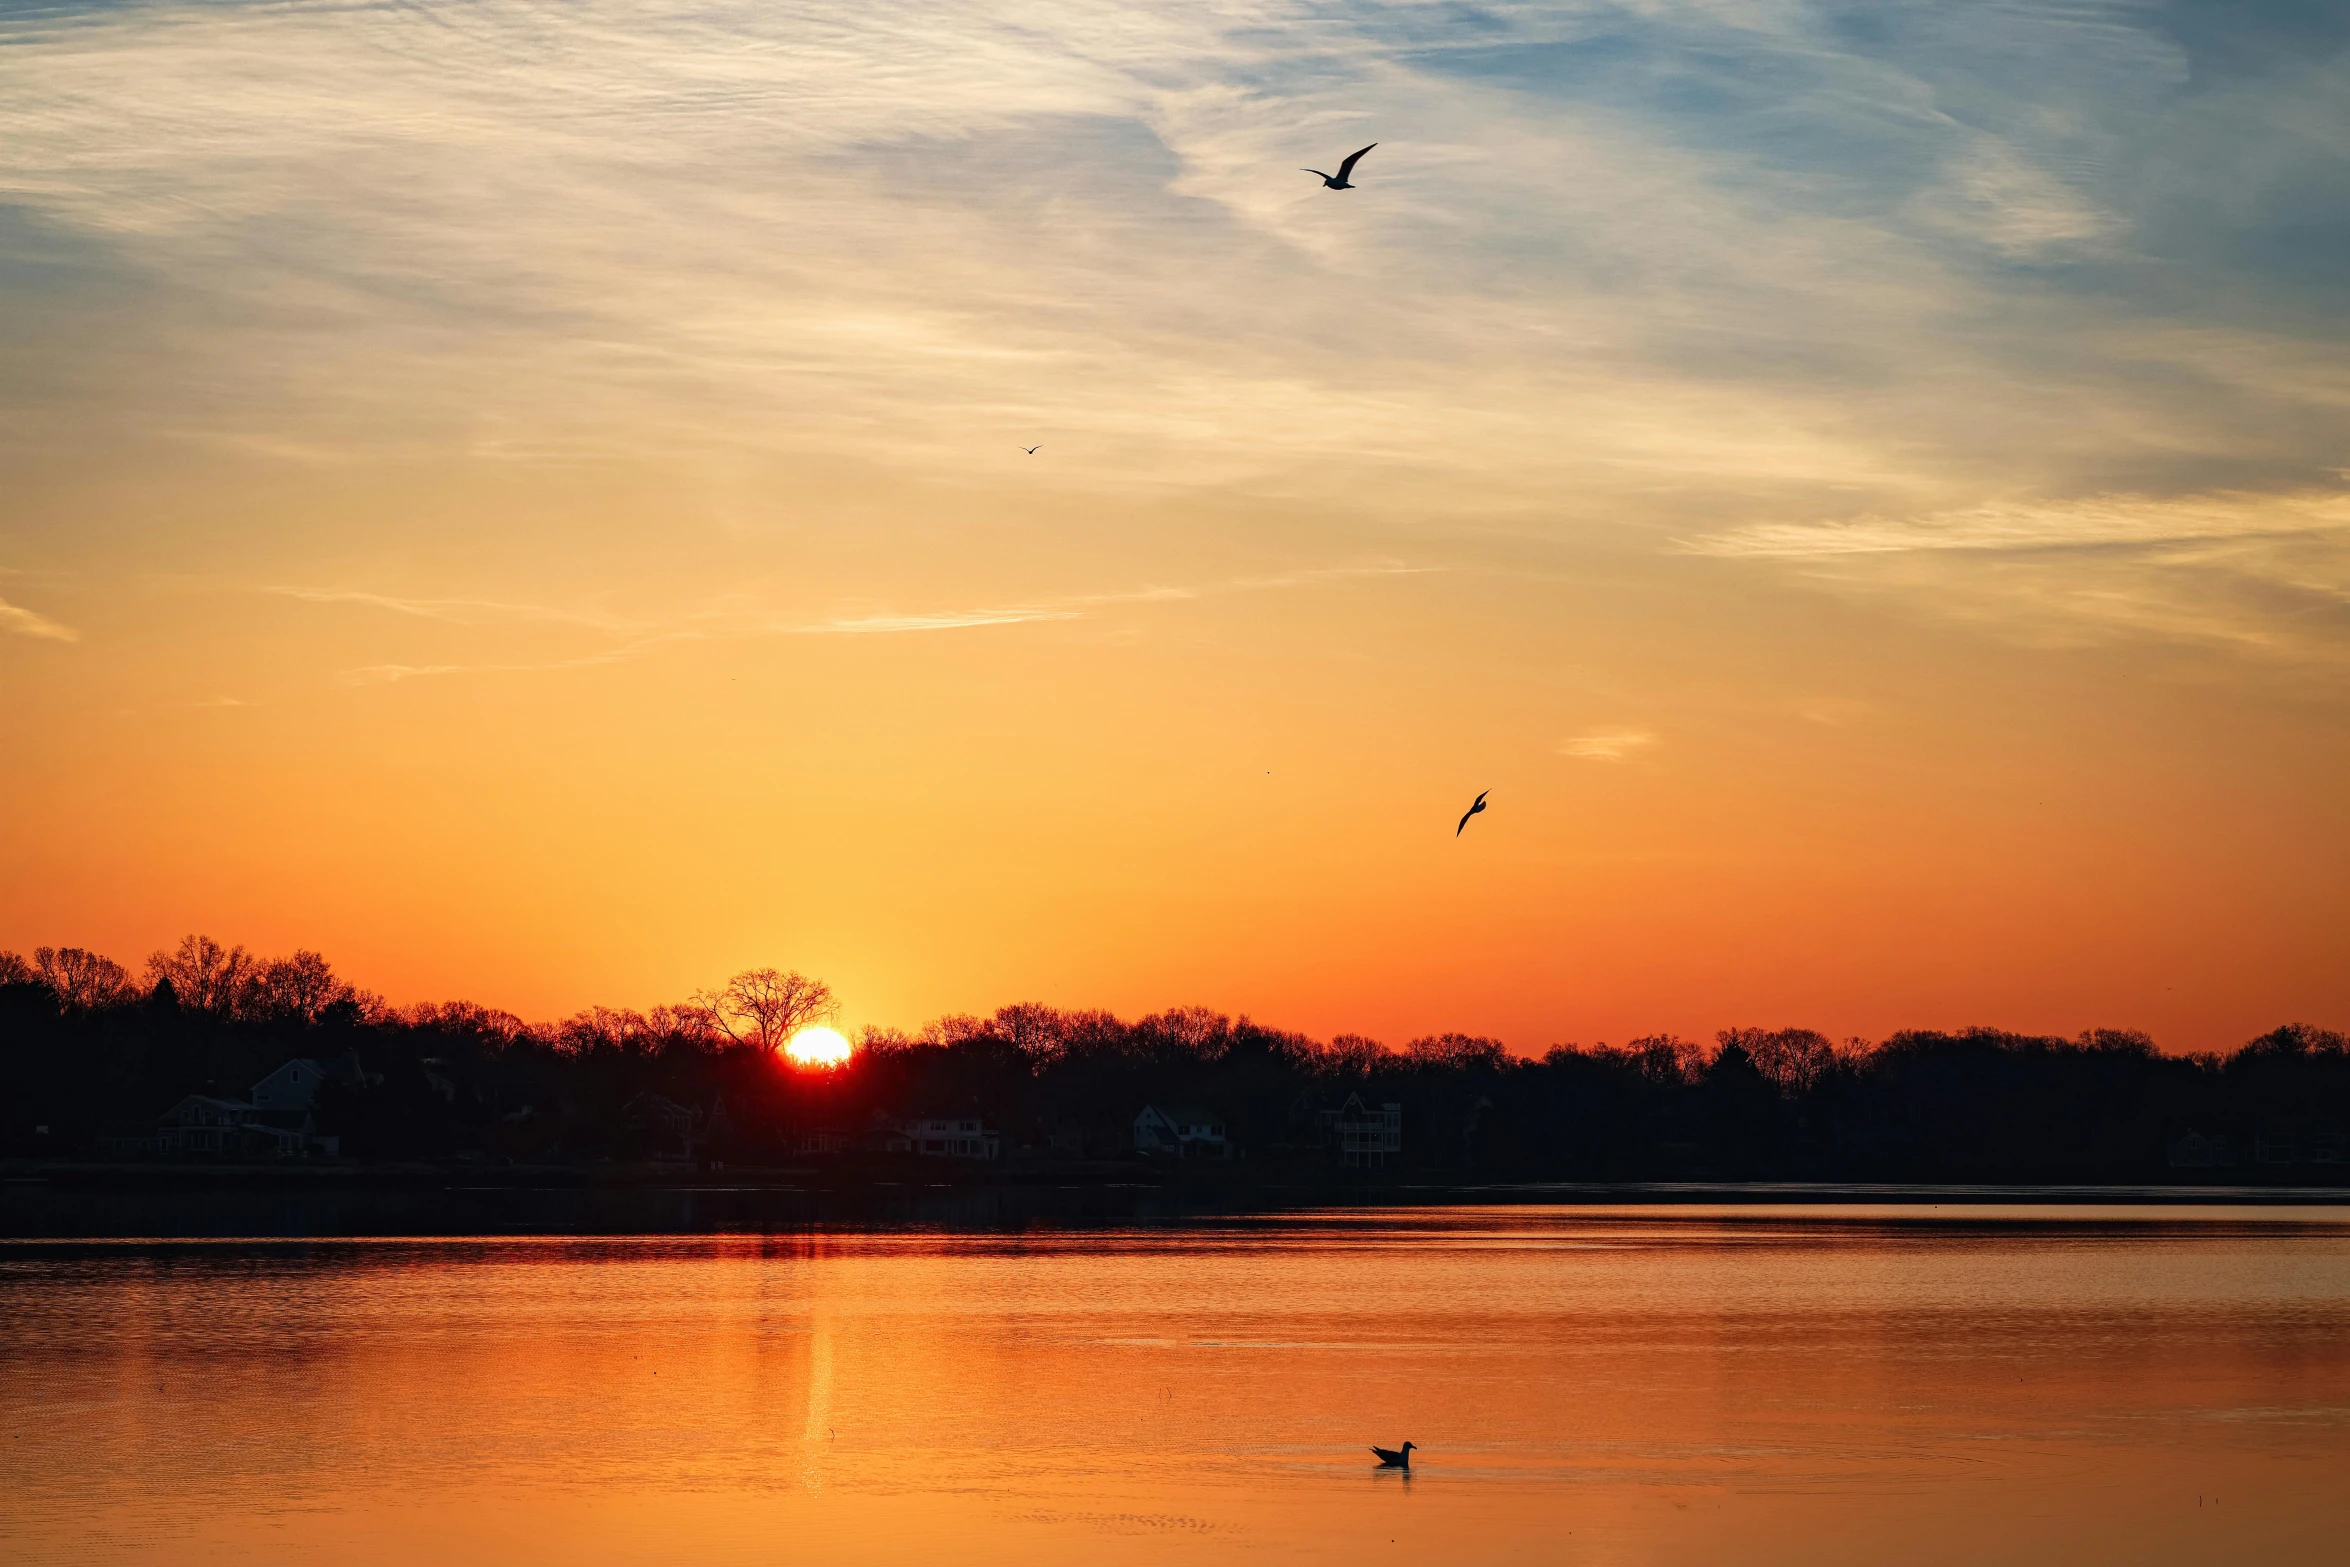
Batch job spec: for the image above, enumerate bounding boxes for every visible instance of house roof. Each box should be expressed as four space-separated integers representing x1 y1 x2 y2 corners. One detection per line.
1139 1103 1224 1127
159 1094 255 1125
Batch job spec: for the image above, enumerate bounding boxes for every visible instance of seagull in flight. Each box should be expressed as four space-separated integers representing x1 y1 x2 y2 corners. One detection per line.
1456 790 1488 837
1303 143 1377 190
1021 445 1041 455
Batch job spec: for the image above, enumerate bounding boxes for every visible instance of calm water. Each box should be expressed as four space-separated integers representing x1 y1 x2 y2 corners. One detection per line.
5 1205 2348 1565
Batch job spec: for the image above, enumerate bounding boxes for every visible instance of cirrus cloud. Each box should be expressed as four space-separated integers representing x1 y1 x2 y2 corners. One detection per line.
0 597 78 642
1559 727 1657 762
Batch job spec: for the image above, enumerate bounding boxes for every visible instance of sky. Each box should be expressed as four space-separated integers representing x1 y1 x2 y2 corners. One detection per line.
2 0 2347 1051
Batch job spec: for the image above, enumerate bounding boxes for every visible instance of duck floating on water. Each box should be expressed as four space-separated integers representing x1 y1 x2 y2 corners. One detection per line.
1370 1441 1416 1467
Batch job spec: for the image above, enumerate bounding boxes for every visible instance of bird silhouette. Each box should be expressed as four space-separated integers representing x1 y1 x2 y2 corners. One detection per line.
1303 143 1377 190
1455 790 1488 836
1020 445 1041 454
1370 1441 1416 1467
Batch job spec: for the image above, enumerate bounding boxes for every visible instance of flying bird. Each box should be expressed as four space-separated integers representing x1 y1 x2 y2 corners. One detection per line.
1021 445 1041 454
1455 790 1488 837
1303 143 1377 190
1370 1441 1416 1468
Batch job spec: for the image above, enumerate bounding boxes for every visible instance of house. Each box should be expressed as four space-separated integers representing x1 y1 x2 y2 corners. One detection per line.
791 1128 854 1156
2254 1119 2348 1167
886 1117 1001 1160
622 1092 704 1161
155 1095 271 1156
1133 1104 1232 1160
1320 1093 1403 1167
251 1057 353 1114
2166 1130 2235 1169
156 1087 337 1159
91 1056 355 1159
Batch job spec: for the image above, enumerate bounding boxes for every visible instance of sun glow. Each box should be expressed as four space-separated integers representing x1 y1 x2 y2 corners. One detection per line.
784 1025 853 1068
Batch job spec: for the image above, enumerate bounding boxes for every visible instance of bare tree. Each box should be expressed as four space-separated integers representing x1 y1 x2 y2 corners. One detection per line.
0 950 33 986
1618 1033 1707 1086
992 1003 1068 1063
146 935 253 1015
1135 1006 1232 1063
1405 1032 1510 1070
553 1006 648 1056
919 1014 1001 1049
400 999 532 1047
1317 1033 1392 1078
1719 1027 1837 1095
645 1003 727 1053
33 946 135 1011
856 1024 920 1058
695 968 835 1053
241 950 348 1024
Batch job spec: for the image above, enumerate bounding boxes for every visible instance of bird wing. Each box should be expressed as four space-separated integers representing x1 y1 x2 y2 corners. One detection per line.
1301 168 1331 179
1455 791 1488 835
1336 143 1376 179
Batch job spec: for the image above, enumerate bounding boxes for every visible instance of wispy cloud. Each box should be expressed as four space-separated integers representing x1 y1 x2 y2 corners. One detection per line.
765 565 1417 638
1683 488 2350 660
0 597 78 641
6 0 2347 666
1231 562 1435 591
337 599 1086 677
5 0 2340 525
1559 727 1657 762
1681 490 2350 560
795 607 1087 635
268 586 642 632
340 632 702 684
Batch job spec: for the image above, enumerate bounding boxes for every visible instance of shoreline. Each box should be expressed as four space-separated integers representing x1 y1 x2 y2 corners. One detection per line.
7 1159 2350 1240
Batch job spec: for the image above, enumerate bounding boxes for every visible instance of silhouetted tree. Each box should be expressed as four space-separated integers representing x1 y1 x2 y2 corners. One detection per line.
240 950 348 1024
696 968 835 1053
1720 1027 1837 1096
5 932 2346 1181
34 946 135 1012
146 935 253 1016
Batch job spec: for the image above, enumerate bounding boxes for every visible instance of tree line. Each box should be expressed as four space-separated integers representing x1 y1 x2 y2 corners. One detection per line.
3 936 2345 1180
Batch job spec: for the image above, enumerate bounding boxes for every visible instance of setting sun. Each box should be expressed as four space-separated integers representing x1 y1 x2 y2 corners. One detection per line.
784 1025 853 1068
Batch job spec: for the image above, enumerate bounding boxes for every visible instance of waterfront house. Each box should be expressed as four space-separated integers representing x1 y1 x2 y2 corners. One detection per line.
1320 1093 1404 1168
790 1128 854 1156
150 1061 343 1158
622 1092 702 1160
1132 1104 1232 1160
886 1117 1002 1161
2254 1118 2348 1167
250 1057 355 1114
2165 1130 2235 1169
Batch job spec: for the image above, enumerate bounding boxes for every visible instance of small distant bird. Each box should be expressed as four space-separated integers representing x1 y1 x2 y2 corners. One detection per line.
1303 143 1377 190
1371 1441 1416 1467
1021 445 1041 454
1455 790 1488 836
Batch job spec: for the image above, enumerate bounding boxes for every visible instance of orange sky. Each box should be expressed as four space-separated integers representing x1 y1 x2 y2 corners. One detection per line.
3 0 2347 1051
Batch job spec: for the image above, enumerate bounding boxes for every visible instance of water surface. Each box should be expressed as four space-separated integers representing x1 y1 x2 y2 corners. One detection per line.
5 1205 2348 1564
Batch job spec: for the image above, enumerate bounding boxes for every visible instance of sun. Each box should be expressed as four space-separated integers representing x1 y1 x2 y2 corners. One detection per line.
784 1025 853 1068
